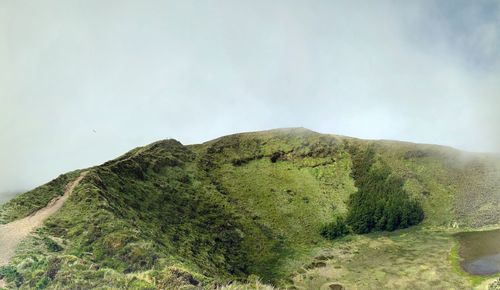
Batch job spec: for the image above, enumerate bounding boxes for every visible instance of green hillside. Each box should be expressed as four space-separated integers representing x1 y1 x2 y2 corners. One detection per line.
1 128 499 289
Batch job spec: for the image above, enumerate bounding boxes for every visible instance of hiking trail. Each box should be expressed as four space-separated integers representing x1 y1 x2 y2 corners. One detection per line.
0 171 88 267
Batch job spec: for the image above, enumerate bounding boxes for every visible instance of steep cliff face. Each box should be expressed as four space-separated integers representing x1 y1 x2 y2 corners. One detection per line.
1 128 498 289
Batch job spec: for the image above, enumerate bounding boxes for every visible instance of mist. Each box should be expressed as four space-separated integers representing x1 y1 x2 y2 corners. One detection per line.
1 0 499 194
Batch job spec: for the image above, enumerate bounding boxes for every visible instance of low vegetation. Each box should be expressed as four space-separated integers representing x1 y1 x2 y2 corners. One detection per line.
0 171 80 224
321 145 424 240
346 146 424 234
293 228 474 289
0 128 498 289
489 278 500 290
320 216 350 240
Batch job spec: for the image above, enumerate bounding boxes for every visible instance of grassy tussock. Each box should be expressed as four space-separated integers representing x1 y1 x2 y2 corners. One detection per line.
1 128 499 289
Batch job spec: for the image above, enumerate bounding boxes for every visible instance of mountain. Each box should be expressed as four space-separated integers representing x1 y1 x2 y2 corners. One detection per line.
0 193 20 205
0 128 499 289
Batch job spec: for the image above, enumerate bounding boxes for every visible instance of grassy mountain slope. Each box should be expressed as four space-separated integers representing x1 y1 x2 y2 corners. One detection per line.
0 128 499 289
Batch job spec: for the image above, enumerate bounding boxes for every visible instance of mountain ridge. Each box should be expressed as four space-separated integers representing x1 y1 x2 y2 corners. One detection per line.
0 128 499 289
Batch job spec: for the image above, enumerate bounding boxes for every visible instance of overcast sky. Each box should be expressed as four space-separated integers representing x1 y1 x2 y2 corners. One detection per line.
0 0 499 194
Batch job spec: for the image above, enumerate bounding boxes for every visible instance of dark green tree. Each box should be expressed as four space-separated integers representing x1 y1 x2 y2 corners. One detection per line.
344 146 424 234
320 216 350 240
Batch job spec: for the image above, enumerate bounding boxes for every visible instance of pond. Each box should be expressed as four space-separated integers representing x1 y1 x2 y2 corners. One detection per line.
455 229 500 275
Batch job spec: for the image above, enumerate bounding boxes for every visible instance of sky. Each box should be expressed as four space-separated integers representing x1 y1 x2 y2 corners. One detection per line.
0 0 499 194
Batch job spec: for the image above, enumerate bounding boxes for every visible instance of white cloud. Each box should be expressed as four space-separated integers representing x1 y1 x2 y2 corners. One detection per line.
0 0 499 193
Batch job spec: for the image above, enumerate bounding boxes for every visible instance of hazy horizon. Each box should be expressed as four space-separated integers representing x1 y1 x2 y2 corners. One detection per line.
1 0 499 194
1 126 498 196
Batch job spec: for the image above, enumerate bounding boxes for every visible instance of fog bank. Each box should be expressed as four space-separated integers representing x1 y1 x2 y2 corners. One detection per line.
0 0 499 194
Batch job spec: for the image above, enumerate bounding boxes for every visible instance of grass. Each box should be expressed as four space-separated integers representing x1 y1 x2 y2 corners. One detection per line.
446 242 491 286
293 227 471 289
198 129 355 283
292 226 500 289
0 171 81 224
1 128 499 289
448 231 500 288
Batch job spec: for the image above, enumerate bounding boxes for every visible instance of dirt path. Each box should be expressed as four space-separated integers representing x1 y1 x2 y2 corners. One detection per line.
0 171 88 267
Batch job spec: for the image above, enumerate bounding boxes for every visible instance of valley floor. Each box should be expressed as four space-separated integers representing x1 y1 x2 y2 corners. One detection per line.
290 227 500 290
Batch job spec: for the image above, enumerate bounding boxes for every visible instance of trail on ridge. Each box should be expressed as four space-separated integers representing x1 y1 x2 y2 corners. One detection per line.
0 171 88 266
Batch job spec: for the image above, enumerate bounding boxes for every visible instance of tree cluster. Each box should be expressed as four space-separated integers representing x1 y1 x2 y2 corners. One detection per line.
321 146 424 239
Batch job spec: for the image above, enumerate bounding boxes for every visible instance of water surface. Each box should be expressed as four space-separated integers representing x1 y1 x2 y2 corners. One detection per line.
455 229 500 275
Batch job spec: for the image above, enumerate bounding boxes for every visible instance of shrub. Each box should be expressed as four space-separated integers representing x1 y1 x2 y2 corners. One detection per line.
150 266 202 289
320 216 350 240
42 237 63 252
35 276 50 289
0 265 23 287
270 151 283 163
